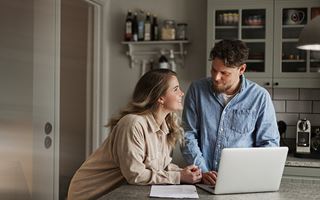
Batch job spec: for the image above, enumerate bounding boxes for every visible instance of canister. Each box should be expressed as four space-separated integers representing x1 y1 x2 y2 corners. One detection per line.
161 20 176 40
176 23 187 40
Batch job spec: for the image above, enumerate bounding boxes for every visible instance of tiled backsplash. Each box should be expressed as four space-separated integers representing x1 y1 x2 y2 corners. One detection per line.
271 88 320 139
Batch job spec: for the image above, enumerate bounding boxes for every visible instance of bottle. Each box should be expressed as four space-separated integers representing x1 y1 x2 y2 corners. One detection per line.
144 12 151 41
124 10 133 41
169 49 176 71
132 12 138 41
159 51 169 69
137 9 145 41
152 15 159 40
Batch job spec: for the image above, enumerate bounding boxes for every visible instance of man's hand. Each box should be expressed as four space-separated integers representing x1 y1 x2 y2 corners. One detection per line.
180 165 202 184
202 171 218 185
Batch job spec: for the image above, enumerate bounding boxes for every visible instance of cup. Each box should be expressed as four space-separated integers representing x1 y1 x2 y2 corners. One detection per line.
285 10 305 25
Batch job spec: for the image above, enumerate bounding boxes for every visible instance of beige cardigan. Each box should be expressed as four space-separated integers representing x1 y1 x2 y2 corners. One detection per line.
68 113 181 200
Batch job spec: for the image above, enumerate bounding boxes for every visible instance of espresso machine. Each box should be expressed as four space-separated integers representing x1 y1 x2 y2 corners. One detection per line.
296 119 311 154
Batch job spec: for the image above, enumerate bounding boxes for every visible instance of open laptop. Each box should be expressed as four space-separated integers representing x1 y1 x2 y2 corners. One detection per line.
196 147 288 194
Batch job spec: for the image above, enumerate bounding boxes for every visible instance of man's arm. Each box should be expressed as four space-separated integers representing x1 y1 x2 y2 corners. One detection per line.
255 92 280 147
181 84 209 172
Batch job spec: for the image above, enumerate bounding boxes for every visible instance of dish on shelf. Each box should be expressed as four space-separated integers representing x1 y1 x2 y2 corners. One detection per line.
244 21 264 26
282 54 301 60
244 15 264 26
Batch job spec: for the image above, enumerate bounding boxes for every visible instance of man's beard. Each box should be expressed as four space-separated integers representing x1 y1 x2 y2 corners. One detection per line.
212 82 231 93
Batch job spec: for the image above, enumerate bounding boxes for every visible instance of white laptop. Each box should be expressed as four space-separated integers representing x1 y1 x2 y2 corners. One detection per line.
196 147 288 194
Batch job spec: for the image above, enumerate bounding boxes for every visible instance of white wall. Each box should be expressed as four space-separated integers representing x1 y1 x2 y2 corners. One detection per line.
105 0 207 166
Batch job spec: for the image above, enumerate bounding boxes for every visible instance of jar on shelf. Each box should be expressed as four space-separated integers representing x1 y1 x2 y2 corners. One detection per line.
176 23 187 40
161 20 176 40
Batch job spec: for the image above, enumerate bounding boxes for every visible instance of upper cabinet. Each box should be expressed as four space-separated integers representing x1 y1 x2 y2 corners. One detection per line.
274 1 320 88
207 0 320 88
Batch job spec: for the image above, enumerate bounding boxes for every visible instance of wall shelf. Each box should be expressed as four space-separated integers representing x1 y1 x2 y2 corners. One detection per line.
122 40 189 68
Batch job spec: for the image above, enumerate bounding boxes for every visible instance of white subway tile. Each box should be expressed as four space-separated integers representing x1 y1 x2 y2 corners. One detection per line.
273 100 286 112
276 113 299 126
286 100 312 113
313 101 320 114
300 89 320 100
273 88 299 100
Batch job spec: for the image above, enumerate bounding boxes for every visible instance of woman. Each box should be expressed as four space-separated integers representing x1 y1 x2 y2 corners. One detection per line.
68 69 202 200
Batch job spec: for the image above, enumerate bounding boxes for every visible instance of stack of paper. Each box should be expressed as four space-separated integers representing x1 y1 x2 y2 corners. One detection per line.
150 185 199 199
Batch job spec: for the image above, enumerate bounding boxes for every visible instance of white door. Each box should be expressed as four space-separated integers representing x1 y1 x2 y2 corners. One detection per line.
32 0 60 199
0 0 59 199
0 0 105 199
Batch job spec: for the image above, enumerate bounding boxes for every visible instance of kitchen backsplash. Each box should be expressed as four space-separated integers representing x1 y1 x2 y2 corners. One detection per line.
270 88 320 139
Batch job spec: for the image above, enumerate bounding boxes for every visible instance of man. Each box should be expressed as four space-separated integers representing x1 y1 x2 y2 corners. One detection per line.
181 39 279 186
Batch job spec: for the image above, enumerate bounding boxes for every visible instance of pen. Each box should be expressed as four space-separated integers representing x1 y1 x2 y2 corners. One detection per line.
191 160 197 172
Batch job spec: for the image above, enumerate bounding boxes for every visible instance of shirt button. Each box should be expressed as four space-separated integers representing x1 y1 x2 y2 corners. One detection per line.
220 128 223 131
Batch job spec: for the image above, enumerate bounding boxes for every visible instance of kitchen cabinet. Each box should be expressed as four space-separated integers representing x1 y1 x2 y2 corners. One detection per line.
207 0 320 88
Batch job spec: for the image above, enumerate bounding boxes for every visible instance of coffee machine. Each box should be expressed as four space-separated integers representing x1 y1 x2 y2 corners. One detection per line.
296 119 311 154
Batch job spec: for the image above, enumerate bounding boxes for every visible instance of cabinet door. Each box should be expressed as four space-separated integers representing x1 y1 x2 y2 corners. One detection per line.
207 0 273 87
274 0 320 88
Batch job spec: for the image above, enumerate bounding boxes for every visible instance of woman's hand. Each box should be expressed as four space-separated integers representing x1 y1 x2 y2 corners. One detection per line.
202 171 218 185
180 165 202 184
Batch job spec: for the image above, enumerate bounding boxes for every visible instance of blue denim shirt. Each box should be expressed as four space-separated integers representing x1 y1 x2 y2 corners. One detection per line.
181 76 279 172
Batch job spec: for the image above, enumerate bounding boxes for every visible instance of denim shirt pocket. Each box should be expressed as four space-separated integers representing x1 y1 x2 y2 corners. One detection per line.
229 109 255 134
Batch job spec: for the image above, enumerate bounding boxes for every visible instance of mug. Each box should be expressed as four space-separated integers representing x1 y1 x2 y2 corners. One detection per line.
285 10 305 25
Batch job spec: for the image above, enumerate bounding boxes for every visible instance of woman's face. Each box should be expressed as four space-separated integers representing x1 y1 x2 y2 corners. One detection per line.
160 76 184 112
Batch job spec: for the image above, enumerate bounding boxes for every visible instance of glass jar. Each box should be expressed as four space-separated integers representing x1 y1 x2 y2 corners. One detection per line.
161 20 176 40
176 23 187 40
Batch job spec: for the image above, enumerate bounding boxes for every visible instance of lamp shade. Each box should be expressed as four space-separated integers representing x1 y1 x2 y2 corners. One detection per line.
297 16 320 51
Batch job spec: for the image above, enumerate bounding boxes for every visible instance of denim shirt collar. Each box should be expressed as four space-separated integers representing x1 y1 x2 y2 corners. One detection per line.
210 75 246 106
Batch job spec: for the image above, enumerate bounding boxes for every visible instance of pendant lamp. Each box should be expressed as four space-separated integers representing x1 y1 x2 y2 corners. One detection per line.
297 16 320 51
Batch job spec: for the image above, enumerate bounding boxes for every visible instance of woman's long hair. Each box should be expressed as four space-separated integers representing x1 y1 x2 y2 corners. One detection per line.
106 69 182 148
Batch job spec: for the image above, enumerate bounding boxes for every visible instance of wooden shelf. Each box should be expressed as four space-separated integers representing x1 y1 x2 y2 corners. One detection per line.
122 40 189 68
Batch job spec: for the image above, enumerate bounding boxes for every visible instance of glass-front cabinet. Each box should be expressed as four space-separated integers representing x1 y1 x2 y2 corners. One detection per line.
274 1 320 88
207 0 320 88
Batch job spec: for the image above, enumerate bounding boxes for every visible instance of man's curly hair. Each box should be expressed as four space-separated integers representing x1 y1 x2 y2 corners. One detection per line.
209 39 249 68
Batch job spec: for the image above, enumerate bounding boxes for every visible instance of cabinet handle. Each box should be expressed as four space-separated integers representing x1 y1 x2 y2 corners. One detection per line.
265 82 270 86
274 82 279 86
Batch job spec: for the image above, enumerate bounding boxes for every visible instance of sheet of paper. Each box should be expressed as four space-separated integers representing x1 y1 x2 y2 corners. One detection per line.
150 185 199 199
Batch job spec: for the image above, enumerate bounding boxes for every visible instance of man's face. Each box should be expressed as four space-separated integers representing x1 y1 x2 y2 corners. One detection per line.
210 58 246 95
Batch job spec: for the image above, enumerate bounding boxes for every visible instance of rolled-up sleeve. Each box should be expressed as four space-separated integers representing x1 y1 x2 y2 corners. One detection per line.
115 120 180 185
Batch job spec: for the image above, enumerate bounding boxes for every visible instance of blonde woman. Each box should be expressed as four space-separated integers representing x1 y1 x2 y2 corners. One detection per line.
68 69 202 200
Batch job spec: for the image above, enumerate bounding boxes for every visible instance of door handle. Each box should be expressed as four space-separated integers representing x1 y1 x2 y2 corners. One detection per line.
44 136 52 149
45 122 52 135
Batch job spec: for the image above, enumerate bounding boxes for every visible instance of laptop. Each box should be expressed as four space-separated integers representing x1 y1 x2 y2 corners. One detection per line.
196 147 288 194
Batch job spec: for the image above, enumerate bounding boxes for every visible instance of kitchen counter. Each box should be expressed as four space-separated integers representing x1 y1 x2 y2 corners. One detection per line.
286 154 320 168
99 178 320 200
